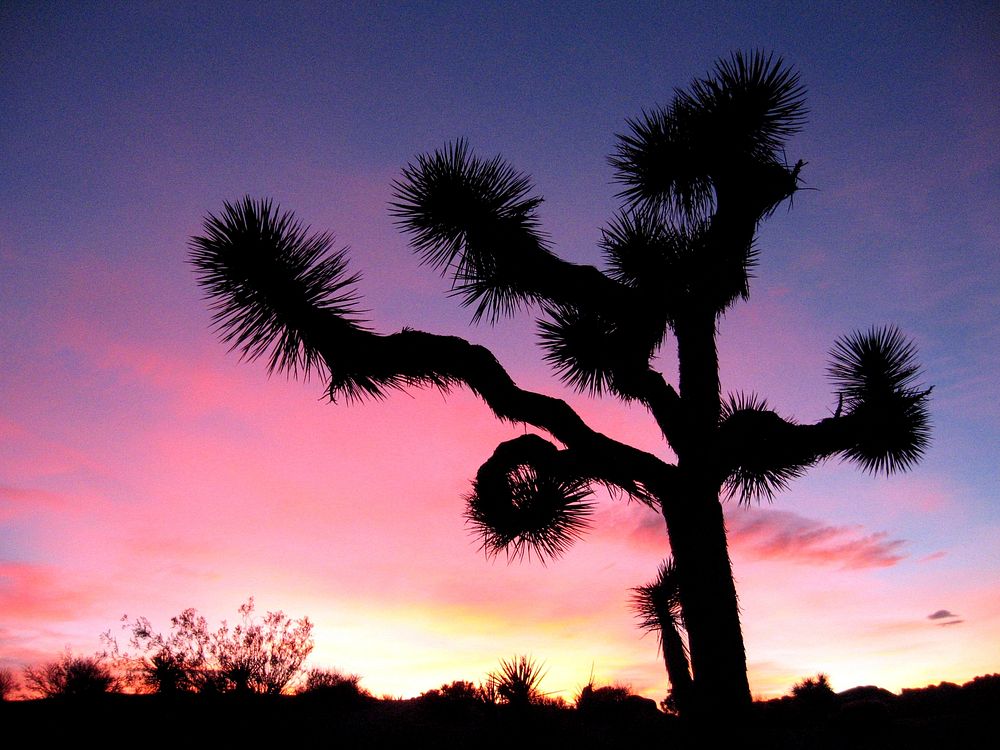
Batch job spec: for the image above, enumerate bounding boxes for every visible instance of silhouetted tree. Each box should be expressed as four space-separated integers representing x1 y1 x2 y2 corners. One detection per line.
418 679 489 705
189 51 931 716
575 680 632 713
791 673 837 721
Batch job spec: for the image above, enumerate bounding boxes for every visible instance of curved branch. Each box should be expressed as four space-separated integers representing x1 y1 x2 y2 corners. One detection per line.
621 370 683 450
466 434 594 561
191 197 679 505
480 433 656 505
338 324 677 501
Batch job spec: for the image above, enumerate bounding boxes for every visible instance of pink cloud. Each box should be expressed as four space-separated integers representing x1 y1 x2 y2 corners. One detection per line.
611 505 908 570
0 484 68 521
726 509 906 569
0 415 26 440
919 550 947 563
0 562 109 622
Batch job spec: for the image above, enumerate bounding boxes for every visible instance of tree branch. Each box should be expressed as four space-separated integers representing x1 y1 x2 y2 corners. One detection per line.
323 320 677 499
190 197 678 505
717 402 927 501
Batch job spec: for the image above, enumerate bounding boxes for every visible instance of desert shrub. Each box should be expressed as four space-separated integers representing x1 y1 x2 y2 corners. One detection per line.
438 680 484 702
419 679 491 706
536 694 570 709
298 668 371 706
23 653 117 698
487 655 547 707
0 667 18 700
301 667 364 693
576 681 634 712
576 680 659 721
792 673 834 700
791 672 836 717
113 598 313 695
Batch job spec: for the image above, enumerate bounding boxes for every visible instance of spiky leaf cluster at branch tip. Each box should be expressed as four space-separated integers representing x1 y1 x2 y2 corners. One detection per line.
720 392 810 504
466 463 594 562
189 196 366 381
612 50 807 224
828 325 931 474
391 139 550 324
632 558 686 640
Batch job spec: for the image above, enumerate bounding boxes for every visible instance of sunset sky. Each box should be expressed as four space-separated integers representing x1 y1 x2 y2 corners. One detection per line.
2 2 998 701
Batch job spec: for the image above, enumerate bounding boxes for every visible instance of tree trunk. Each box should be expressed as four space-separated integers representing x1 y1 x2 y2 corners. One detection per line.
661 612 694 715
663 486 750 716
668 312 752 716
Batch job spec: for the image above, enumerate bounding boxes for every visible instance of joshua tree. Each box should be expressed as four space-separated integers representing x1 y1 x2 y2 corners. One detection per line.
190 52 930 715
632 557 693 714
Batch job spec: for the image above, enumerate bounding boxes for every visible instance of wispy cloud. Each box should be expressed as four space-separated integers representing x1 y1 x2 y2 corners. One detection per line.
928 609 957 620
611 505 908 570
0 484 68 521
928 609 963 626
726 509 907 569
0 562 109 621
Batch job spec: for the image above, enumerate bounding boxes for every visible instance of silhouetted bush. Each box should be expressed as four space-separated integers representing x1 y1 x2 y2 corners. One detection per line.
109 598 313 695
576 680 659 722
298 667 370 704
419 679 490 705
482 655 550 708
0 667 17 700
792 673 834 700
576 680 632 711
23 653 117 698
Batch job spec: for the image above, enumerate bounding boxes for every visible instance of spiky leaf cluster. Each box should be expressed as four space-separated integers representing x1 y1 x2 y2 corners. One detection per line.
828 326 931 474
611 51 806 224
487 655 547 707
391 139 550 322
602 210 757 321
466 463 593 562
720 393 811 503
537 304 655 397
632 558 686 641
189 197 365 380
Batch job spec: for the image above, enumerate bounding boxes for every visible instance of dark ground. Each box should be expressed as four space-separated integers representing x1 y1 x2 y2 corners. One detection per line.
3 675 996 749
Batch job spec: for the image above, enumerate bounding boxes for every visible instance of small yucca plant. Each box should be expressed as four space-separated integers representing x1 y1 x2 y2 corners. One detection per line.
487 655 547 707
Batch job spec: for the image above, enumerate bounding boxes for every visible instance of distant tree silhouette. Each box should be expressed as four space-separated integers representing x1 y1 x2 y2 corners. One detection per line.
792 672 833 699
418 679 490 706
113 599 313 695
23 653 117 698
0 667 18 700
189 51 931 716
298 668 371 706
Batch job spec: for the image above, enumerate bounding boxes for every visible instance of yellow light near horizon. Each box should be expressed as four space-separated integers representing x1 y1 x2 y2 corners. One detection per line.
300 598 670 701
